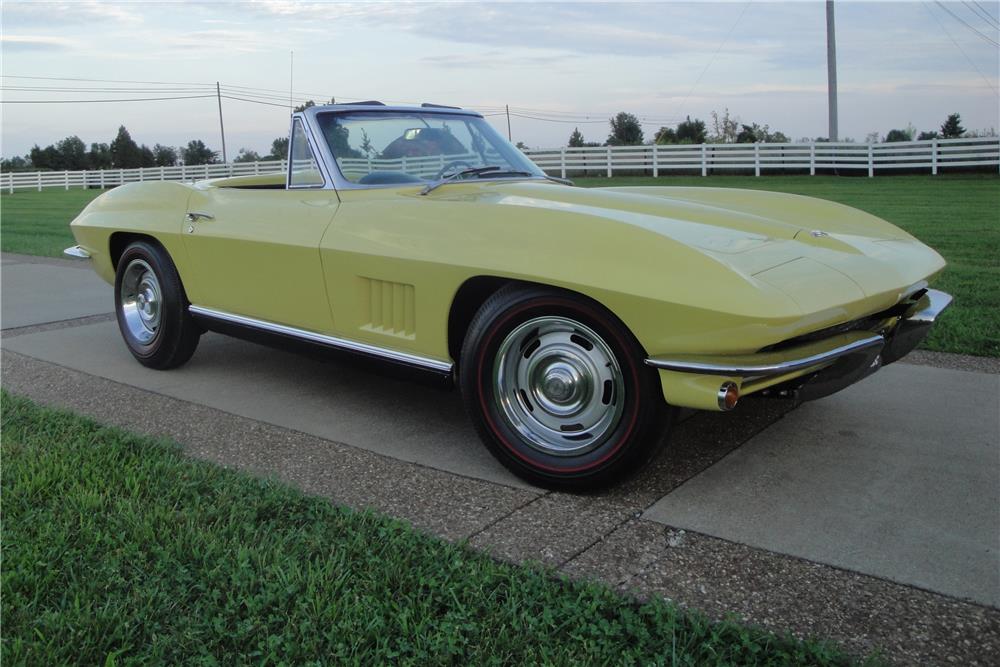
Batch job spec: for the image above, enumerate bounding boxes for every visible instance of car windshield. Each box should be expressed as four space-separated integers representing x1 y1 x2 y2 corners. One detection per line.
315 111 545 186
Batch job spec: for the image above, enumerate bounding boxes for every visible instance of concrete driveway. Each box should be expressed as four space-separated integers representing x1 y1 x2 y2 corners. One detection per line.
3 252 998 663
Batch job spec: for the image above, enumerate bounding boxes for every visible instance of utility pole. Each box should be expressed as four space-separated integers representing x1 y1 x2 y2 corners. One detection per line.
289 51 294 114
826 0 839 141
216 82 227 163
506 104 512 141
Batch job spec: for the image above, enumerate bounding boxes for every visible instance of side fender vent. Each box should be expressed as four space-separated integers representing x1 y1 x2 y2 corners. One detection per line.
361 277 416 340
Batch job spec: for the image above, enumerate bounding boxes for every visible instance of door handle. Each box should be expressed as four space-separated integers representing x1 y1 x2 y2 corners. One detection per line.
186 212 214 222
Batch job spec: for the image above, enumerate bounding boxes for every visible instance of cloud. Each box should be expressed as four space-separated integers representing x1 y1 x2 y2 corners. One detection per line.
0 34 79 52
1 0 143 26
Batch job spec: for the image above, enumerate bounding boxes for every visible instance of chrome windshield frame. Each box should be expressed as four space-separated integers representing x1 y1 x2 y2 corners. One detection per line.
298 104 549 192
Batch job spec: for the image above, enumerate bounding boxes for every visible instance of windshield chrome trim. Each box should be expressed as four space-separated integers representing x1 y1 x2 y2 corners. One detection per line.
189 305 454 374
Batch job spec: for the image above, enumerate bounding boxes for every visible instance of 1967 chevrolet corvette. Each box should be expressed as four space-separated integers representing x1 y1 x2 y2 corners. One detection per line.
67 102 951 488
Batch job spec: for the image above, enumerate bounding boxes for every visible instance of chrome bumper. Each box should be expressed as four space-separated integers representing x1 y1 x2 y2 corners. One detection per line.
646 289 953 378
63 245 91 259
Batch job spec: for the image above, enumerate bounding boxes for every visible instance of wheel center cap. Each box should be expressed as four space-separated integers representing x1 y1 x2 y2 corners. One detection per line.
540 362 582 404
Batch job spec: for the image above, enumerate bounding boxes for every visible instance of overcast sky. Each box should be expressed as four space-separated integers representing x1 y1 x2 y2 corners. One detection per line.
1 0 998 158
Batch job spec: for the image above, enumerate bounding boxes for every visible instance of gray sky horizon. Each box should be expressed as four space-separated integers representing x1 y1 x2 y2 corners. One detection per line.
2 0 998 159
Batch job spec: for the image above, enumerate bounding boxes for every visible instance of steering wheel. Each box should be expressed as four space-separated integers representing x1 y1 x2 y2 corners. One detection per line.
435 160 476 180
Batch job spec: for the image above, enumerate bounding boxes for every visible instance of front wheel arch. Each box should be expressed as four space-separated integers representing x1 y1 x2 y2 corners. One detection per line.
109 232 166 271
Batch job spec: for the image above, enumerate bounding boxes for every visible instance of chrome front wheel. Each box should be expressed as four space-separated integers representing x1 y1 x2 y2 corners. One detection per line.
460 285 671 490
494 316 625 457
119 259 162 345
114 240 200 369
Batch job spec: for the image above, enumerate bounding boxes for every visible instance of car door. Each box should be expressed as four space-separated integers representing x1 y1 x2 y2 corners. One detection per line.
180 120 339 334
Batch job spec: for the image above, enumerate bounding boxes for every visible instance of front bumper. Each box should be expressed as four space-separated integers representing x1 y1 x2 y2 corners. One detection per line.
647 289 953 410
63 245 91 259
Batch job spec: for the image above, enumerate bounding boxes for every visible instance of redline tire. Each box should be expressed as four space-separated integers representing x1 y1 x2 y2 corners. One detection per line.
459 284 670 490
114 241 200 370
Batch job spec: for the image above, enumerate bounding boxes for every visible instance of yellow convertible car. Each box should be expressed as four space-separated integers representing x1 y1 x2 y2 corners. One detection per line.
67 102 951 488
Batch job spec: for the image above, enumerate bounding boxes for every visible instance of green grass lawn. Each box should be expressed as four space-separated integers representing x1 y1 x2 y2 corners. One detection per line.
0 187 100 257
1 174 997 355
0 391 860 665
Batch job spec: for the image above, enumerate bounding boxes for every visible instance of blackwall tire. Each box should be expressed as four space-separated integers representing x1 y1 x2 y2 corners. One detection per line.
114 240 200 370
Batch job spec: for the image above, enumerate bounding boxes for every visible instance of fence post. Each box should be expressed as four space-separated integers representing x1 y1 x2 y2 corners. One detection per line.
64 171 69 190
652 144 658 178
560 148 566 179
867 143 874 178
700 144 707 177
100 170 105 189
606 146 612 178
930 138 938 175
754 143 760 177
37 171 42 192
809 142 816 176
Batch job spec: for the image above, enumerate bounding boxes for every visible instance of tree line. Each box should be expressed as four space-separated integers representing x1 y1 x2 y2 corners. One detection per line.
1 126 292 173
568 111 989 148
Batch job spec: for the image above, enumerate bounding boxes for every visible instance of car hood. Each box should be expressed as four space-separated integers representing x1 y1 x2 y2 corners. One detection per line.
475 181 944 313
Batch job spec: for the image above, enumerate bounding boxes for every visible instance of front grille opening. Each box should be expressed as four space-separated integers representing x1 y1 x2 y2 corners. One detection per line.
759 291 923 353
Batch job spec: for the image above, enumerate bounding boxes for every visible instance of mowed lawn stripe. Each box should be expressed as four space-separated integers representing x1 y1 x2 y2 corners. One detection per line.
0 391 859 665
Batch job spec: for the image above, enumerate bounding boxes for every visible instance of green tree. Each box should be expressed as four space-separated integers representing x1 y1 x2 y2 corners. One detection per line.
55 136 89 170
709 108 739 143
940 113 965 138
676 116 707 144
268 137 289 160
515 141 529 151
568 127 585 147
884 128 912 142
88 143 112 169
654 127 677 144
152 144 178 167
917 131 940 141
109 126 144 168
736 123 788 144
606 112 643 146
138 145 156 168
29 144 60 170
0 155 30 172
182 140 218 165
293 97 335 113
233 148 262 163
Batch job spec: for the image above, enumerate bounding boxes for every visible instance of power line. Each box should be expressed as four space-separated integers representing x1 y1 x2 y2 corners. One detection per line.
964 0 1000 28
221 94 293 108
672 0 753 119
924 2 999 94
0 94 217 104
1 85 214 93
974 0 999 23
934 0 1000 47
1 74 211 86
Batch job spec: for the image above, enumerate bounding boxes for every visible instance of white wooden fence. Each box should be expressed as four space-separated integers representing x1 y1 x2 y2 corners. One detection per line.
528 136 1000 178
2 137 997 192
